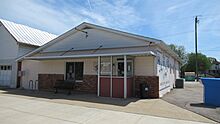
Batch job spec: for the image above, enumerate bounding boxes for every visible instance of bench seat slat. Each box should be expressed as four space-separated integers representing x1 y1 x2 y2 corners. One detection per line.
54 80 75 94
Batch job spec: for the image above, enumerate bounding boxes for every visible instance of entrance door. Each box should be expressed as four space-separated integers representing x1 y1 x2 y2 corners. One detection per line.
117 61 133 76
0 65 12 87
66 62 83 81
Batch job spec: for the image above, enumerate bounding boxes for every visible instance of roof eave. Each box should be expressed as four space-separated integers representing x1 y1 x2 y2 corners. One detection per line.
17 42 40 47
82 22 162 43
23 51 156 60
157 42 182 63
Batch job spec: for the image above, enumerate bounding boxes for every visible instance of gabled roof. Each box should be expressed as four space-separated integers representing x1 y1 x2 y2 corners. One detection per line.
17 22 181 62
0 19 57 46
213 61 220 65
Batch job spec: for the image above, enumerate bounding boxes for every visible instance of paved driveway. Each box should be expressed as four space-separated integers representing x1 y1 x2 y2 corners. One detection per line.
162 81 220 123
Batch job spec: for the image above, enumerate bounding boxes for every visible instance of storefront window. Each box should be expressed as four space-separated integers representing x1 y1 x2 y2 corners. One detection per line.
100 57 111 76
101 62 111 75
99 57 133 77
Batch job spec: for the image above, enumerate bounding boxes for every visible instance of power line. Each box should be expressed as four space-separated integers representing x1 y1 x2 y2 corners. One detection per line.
158 31 194 38
150 17 193 26
199 50 220 52
157 29 220 39
146 14 220 39
199 49 220 52
199 45 220 51
201 14 220 18
200 29 220 32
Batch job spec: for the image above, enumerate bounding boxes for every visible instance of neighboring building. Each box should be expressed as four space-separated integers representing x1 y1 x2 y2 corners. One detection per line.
0 19 57 88
18 22 181 98
208 58 220 75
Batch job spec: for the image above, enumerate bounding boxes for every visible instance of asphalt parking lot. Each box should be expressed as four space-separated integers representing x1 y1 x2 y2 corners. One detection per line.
162 81 220 123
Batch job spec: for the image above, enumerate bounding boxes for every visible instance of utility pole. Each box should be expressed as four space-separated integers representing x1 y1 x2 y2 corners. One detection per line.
195 16 199 81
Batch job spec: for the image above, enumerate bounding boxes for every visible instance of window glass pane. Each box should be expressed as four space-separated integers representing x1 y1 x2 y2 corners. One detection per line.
66 62 75 80
163 56 165 66
100 57 111 76
66 62 84 80
156 51 161 65
0 66 3 70
7 66 11 70
75 62 83 80
117 62 124 76
127 62 132 76
101 62 111 75
166 58 169 67
157 57 160 65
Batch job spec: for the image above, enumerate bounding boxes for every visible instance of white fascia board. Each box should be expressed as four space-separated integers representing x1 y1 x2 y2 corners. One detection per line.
15 27 80 62
24 51 156 60
85 23 162 44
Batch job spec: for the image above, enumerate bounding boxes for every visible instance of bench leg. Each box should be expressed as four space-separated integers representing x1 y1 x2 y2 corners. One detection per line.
68 90 71 95
55 88 58 94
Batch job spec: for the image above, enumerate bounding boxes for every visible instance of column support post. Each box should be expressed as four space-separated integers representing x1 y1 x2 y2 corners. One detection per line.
124 55 127 99
110 56 113 97
97 56 100 96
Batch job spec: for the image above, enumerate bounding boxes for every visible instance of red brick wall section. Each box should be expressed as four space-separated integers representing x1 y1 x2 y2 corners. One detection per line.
38 74 97 93
38 74 64 90
134 76 159 98
75 75 97 93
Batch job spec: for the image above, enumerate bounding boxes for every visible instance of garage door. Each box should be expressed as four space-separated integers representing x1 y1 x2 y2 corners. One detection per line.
0 65 12 86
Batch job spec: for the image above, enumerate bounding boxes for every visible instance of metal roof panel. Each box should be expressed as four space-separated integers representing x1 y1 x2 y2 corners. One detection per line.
0 19 57 46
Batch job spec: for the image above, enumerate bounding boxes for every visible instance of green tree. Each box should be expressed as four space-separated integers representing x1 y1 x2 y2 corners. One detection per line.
208 57 217 64
169 44 187 64
184 53 211 73
169 44 188 77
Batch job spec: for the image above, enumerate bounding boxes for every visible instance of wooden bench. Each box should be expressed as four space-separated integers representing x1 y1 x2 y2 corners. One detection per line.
54 80 75 95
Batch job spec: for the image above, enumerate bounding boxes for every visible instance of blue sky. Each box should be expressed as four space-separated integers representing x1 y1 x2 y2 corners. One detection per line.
0 0 220 60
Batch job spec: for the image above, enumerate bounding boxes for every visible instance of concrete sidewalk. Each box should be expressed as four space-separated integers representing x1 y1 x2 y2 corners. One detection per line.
0 89 214 123
0 94 213 124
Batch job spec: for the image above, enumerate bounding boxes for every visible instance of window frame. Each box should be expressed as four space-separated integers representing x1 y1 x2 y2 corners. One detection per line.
65 62 84 82
116 59 133 77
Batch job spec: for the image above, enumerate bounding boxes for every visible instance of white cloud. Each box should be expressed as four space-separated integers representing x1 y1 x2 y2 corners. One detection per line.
0 0 143 34
82 0 144 29
80 10 108 25
0 0 86 34
1 0 220 59
166 1 193 13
